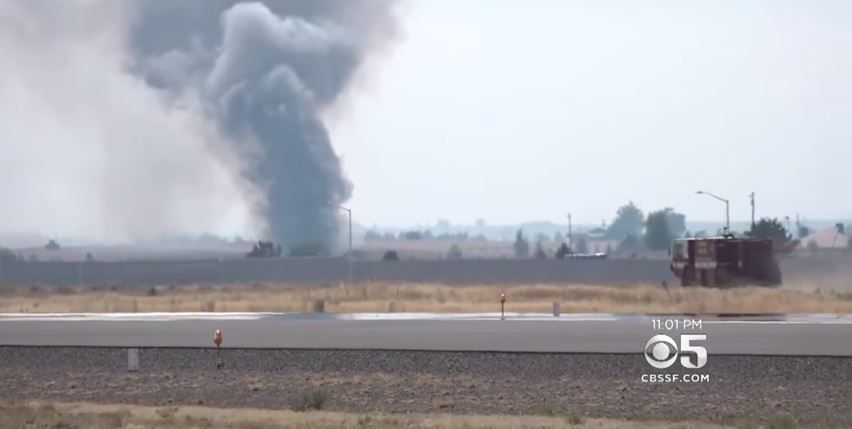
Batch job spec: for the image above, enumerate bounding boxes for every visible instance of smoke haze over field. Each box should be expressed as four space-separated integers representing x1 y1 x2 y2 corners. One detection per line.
0 0 398 248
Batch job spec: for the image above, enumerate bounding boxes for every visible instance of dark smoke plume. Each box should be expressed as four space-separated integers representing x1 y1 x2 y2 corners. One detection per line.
129 1 399 251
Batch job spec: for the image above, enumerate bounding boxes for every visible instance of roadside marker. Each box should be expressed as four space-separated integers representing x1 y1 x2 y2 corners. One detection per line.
214 329 223 369
127 348 139 372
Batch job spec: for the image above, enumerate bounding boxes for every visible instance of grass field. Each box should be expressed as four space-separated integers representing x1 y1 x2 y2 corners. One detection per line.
0 401 756 429
2 282 851 314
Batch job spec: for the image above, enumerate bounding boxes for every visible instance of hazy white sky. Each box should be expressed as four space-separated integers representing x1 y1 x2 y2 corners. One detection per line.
332 0 852 228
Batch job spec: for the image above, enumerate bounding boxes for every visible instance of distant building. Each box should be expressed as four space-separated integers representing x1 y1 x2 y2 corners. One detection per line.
799 224 849 250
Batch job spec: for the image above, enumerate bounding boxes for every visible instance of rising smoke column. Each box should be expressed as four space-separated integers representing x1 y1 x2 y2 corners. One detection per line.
0 1 263 243
130 1 400 251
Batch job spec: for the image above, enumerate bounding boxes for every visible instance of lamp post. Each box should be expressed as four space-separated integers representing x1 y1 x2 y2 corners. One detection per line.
566 212 573 249
749 192 756 228
696 190 730 234
337 205 353 285
338 206 352 256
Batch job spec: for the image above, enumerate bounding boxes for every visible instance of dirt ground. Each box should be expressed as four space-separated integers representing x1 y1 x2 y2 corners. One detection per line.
1 347 849 427
2 282 851 314
0 401 744 429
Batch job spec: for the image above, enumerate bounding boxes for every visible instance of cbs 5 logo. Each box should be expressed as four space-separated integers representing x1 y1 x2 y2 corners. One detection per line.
644 334 707 369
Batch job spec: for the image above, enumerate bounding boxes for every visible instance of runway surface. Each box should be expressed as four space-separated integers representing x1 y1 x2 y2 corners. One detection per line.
1 313 850 356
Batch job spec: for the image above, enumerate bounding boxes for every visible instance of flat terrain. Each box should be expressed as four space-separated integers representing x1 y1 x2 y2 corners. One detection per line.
0 348 848 425
2 282 849 427
3 282 852 314
0 401 736 429
2 313 851 355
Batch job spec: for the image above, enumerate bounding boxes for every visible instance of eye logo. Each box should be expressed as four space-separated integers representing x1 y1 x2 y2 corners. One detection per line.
644 334 678 369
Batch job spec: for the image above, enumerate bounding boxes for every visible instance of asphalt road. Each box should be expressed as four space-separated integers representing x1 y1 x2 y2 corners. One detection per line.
0 313 849 356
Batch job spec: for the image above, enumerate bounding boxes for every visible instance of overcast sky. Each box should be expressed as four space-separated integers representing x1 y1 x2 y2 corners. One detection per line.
2 0 850 243
332 0 852 228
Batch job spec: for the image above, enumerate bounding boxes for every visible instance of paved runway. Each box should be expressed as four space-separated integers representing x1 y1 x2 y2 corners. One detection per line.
0 313 850 356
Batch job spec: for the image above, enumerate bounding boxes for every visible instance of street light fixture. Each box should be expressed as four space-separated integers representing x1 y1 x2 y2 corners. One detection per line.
696 190 730 234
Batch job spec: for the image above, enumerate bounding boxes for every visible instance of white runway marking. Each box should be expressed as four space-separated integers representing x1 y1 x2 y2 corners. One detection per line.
0 312 620 322
339 312 621 321
0 312 276 322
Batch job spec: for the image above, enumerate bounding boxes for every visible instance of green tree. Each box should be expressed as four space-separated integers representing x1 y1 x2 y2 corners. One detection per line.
553 231 565 243
513 230 530 258
662 208 687 238
747 218 792 247
644 209 675 251
534 241 548 259
607 202 644 239
555 243 571 259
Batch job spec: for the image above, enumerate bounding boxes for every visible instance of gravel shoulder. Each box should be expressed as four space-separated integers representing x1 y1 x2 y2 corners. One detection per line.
0 347 849 426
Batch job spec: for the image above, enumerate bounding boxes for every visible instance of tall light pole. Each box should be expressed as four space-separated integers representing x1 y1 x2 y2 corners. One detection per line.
749 192 756 228
339 206 352 257
795 213 801 239
696 190 730 234
340 206 352 285
330 203 353 285
566 212 573 249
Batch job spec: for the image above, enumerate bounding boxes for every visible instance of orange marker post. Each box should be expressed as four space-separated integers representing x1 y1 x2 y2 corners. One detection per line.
214 329 223 369
500 293 506 320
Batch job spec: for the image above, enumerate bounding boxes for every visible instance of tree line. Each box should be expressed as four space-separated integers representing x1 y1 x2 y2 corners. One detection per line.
508 201 816 259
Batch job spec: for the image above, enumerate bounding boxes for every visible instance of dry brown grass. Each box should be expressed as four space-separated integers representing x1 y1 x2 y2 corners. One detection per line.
0 401 733 429
1 281 851 314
